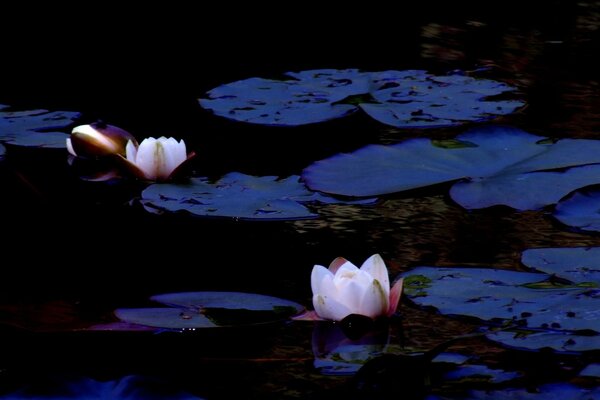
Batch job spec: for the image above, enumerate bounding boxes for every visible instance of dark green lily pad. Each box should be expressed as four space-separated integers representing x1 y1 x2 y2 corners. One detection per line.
428 383 600 399
0 104 80 148
141 172 374 220
199 69 523 128
521 247 600 285
402 265 600 352
115 291 304 330
303 126 600 210
554 188 600 232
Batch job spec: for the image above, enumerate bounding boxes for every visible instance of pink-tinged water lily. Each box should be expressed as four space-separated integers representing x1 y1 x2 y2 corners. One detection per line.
67 122 137 158
310 254 403 321
123 136 191 181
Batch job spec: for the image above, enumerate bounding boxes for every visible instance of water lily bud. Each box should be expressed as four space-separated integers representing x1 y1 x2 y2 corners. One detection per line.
125 136 188 181
67 122 137 158
311 254 403 321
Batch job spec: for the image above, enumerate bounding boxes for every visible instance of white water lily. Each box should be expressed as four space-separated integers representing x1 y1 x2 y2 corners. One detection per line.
67 123 136 158
125 136 188 181
311 254 403 321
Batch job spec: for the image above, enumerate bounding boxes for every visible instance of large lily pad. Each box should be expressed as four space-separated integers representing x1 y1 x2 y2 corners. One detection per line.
486 330 600 353
115 291 304 330
554 188 600 232
402 265 600 352
0 104 80 148
521 247 600 285
303 126 600 210
199 69 523 128
141 172 374 220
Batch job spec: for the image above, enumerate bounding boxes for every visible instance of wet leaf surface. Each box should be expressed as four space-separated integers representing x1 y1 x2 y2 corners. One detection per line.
303 126 600 210
0 104 80 148
200 69 523 127
141 172 374 220
554 188 600 232
115 291 304 329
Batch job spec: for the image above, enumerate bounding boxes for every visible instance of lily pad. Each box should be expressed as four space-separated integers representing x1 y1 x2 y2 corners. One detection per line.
487 330 600 353
115 291 304 330
427 383 600 400
0 375 203 400
0 104 80 148
141 172 374 220
402 265 600 352
521 247 600 285
554 188 600 232
303 126 600 210
443 364 521 384
199 69 523 128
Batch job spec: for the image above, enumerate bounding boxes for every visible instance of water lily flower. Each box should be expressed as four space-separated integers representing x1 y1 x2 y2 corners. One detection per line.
311 254 403 321
123 136 189 181
67 122 137 158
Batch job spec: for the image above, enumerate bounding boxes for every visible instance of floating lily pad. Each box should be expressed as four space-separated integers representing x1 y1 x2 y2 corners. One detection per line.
142 172 374 220
554 188 600 232
0 375 203 400
199 69 523 128
521 247 600 285
303 126 600 210
579 363 600 378
487 330 600 353
443 364 521 384
427 383 600 400
402 265 600 352
0 104 80 148
115 291 304 330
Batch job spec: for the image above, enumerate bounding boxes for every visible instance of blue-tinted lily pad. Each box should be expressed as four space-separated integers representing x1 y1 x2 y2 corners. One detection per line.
0 375 203 400
579 363 600 378
427 383 600 400
142 172 373 220
443 364 521 384
521 247 600 285
487 330 600 353
115 291 304 330
554 188 600 232
200 69 522 128
303 126 600 210
0 105 80 148
402 266 600 352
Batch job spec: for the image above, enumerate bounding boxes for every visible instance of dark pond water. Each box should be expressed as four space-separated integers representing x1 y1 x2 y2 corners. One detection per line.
1 2 600 398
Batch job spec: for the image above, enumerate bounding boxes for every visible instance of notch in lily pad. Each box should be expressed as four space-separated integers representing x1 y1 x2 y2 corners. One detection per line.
303 126 600 210
199 69 523 128
0 104 81 149
114 291 304 330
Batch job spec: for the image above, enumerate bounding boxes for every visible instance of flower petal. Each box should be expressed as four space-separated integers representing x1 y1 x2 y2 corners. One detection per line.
336 280 367 313
360 254 390 296
313 294 353 321
358 279 388 319
328 257 348 274
387 278 404 316
66 138 77 157
125 140 137 162
311 264 333 296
